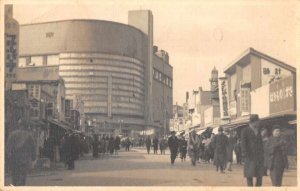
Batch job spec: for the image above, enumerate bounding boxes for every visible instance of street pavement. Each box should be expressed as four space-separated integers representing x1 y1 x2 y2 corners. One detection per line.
5 147 297 186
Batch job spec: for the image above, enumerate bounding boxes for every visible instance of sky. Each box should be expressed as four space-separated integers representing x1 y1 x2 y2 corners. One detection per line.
9 0 298 105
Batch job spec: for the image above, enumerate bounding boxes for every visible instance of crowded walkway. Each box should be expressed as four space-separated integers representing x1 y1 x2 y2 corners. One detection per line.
4 146 297 186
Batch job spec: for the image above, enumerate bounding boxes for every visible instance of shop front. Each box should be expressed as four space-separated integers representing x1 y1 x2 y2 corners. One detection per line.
222 75 297 159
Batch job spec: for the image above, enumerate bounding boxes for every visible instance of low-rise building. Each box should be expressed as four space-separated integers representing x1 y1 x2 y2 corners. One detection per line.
221 47 296 156
14 66 69 161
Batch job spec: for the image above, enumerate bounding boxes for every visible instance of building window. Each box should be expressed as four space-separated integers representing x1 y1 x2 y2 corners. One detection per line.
47 55 59 66
18 57 26 67
240 88 250 113
61 97 65 112
28 84 40 99
162 75 166 84
26 57 31 66
30 56 43 66
31 108 39 118
155 70 159 79
43 56 47 66
47 102 54 117
159 73 162 81
65 100 71 118
230 73 237 101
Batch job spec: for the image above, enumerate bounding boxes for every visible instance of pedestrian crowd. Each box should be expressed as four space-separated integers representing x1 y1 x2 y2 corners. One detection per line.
90 134 122 159
148 114 289 187
145 135 168 155
5 115 290 187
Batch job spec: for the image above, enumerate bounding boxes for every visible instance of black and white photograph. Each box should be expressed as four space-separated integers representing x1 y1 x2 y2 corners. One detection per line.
1 0 298 188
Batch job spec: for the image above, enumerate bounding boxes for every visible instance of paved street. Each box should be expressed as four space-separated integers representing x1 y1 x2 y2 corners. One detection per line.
5 148 297 186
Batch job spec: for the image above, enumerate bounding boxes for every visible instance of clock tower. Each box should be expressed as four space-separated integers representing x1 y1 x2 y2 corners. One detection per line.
210 66 219 101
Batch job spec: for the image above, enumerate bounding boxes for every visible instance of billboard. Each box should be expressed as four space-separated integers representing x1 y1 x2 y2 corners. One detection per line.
218 77 230 119
269 75 295 114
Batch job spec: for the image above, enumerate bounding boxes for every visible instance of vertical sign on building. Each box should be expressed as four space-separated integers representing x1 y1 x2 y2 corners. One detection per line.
108 75 112 117
240 81 251 116
5 5 19 90
218 77 230 119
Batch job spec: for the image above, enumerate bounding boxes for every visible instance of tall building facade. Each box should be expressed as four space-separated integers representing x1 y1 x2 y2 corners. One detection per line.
18 11 173 135
152 48 173 134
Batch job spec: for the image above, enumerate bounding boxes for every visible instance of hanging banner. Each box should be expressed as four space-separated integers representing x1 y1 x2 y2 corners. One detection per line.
218 77 230 119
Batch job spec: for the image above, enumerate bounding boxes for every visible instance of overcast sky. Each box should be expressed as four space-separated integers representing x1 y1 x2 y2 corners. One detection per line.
11 0 298 105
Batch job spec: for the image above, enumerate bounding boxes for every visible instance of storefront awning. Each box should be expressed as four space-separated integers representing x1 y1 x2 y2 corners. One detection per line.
47 119 72 131
221 119 249 130
221 112 297 130
288 120 297 125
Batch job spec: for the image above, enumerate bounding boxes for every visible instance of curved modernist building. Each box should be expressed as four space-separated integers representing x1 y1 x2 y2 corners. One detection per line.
19 19 149 131
19 10 173 135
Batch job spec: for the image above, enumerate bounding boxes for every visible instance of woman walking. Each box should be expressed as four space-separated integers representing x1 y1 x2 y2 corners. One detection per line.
266 127 288 187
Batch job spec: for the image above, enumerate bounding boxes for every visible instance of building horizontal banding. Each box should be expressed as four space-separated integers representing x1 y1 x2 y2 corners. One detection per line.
59 52 145 117
19 19 150 124
20 20 148 63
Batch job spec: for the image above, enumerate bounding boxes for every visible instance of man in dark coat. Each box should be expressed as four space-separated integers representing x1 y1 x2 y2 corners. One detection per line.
65 133 79 170
241 114 264 186
146 136 151 154
114 135 121 155
211 127 228 173
261 128 269 176
159 136 167 155
152 136 159 154
226 130 237 171
125 137 131 151
108 136 115 154
6 120 36 186
266 126 288 187
179 135 187 162
92 135 99 158
234 139 242 165
168 131 179 165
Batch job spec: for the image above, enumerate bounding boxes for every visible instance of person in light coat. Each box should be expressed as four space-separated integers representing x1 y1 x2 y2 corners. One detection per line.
188 130 201 166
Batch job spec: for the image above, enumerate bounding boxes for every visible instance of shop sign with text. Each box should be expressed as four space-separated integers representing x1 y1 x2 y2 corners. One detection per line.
269 75 295 114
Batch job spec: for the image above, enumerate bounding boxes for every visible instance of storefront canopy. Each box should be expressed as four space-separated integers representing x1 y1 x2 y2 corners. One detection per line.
46 119 72 131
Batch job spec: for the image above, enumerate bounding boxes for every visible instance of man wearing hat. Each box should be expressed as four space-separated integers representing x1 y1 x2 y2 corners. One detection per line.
168 131 179 165
211 126 228 173
241 114 264 186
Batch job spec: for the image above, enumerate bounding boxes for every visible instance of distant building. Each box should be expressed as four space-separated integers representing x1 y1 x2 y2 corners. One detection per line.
187 67 221 131
65 95 86 132
169 104 184 132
